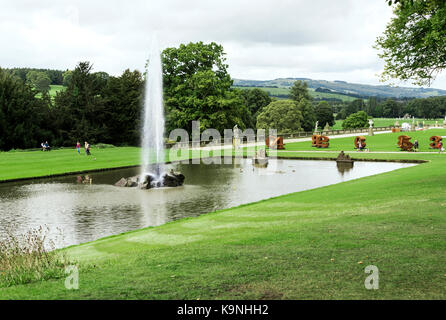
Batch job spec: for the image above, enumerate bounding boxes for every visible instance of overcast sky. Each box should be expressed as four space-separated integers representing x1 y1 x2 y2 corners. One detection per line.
1 0 446 89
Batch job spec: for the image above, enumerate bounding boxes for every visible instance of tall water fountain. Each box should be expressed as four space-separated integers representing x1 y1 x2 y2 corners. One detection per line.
141 37 166 182
115 37 185 189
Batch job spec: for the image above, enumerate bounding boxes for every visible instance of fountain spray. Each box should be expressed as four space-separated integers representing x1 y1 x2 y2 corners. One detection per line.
141 35 166 184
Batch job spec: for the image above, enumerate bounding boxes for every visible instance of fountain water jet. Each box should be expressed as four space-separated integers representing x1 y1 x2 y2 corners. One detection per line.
141 35 166 184
117 35 184 190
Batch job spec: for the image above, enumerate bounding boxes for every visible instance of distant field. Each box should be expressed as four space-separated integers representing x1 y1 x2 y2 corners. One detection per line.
308 88 358 102
234 86 358 102
35 85 66 99
331 118 444 130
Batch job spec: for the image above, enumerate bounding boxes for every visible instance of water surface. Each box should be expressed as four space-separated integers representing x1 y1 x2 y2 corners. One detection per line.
0 159 414 247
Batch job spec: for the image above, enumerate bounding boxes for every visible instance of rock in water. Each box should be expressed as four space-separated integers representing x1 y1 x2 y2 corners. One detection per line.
162 172 185 187
139 174 154 189
114 177 128 187
115 172 185 189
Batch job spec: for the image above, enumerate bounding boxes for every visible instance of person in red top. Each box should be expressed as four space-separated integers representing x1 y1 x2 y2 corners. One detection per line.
76 141 81 155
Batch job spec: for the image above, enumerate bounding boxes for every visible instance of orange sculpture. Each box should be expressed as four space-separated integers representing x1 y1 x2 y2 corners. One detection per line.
429 136 442 149
266 136 285 149
354 136 366 149
397 135 413 151
312 135 329 148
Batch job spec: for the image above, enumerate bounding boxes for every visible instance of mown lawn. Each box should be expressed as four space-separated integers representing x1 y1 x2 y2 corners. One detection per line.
285 129 446 152
0 133 444 299
331 118 443 130
0 146 206 182
0 147 141 181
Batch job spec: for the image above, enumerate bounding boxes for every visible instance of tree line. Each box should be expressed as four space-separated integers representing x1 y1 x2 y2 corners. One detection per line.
1 41 446 151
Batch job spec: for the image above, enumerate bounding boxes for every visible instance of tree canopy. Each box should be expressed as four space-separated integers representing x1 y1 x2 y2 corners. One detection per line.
342 111 369 129
256 100 303 134
376 0 446 85
0 68 52 150
315 101 335 128
162 41 249 133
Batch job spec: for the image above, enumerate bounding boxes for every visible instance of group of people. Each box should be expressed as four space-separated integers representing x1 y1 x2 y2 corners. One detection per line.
76 141 91 156
40 141 50 151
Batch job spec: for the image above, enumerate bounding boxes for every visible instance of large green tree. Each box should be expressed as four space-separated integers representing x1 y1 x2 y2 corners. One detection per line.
239 88 272 129
102 69 143 145
26 71 51 94
315 101 335 128
376 0 446 85
289 80 316 131
162 42 249 133
0 69 52 150
256 100 303 134
54 62 108 145
289 80 312 101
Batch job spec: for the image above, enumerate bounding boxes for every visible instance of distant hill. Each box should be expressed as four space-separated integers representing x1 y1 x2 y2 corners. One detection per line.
233 78 446 99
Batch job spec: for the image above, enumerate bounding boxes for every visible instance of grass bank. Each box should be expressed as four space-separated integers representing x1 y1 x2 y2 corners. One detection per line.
0 136 444 299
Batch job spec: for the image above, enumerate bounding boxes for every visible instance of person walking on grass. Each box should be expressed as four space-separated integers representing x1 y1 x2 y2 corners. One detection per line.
76 141 81 155
414 140 419 152
438 141 444 154
84 141 91 156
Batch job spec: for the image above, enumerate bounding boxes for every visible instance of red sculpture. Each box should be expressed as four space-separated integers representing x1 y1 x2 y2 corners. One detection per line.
429 136 442 149
354 136 366 149
397 135 413 151
266 136 285 149
312 135 329 148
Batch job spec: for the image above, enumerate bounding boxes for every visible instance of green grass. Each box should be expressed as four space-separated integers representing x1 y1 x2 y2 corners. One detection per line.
308 88 358 102
0 147 141 181
0 146 206 182
284 128 446 152
0 134 445 299
35 85 66 99
331 118 443 130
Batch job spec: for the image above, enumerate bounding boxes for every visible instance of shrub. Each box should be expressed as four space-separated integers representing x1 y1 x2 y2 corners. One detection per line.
342 111 368 129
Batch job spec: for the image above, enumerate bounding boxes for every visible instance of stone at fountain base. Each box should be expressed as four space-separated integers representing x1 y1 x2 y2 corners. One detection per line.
162 172 185 187
115 171 185 189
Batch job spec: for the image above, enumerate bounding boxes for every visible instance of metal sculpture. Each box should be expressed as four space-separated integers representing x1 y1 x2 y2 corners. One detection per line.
397 135 413 151
266 136 285 149
354 136 366 149
311 135 329 148
429 136 442 149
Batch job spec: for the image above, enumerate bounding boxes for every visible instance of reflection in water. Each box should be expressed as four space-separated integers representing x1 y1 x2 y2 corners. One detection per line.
337 161 354 175
0 159 415 248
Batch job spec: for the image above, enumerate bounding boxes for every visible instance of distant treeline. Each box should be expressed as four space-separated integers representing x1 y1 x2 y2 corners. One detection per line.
1 42 446 151
234 85 279 88
335 96 446 120
4 68 64 85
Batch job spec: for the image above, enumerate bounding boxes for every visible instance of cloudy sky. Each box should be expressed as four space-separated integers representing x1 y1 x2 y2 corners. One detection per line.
1 0 446 89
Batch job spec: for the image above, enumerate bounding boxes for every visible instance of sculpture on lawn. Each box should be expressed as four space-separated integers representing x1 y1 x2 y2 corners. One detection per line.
266 136 285 149
397 135 414 151
429 136 442 149
354 136 367 150
312 135 329 148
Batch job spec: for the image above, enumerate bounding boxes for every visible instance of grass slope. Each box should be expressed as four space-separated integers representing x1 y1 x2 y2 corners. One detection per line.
0 133 445 299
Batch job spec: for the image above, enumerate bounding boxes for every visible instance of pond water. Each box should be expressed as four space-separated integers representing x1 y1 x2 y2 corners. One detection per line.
0 159 415 248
